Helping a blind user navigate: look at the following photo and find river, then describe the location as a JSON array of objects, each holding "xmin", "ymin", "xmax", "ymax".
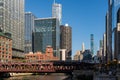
[{"xmin": 1, "ymin": 73, "xmax": 71, "ymax": 80}]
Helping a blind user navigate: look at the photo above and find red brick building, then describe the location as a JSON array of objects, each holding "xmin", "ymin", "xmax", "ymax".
[
  {"xmin": 25, "ymin": 46, "xmax": 59, "ymax": 62},
  {"xmin": 0, "ymin": 32, "xmax": 12, "ymax": 62}
]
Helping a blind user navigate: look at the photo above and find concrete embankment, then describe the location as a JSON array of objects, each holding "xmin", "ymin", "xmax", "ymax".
[{"xmin": 10, "ymin": 73, "xmax": 33, "ymax": 77}]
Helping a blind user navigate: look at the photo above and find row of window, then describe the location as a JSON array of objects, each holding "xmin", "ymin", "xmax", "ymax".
[{"xmin": 0, "ymin": 55, "xmax": 11, "ymax": 59}]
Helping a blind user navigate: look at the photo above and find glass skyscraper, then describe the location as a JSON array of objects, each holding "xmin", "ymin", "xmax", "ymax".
[
  {"xmin": 106, "ymin": 0, "xmax": 120, "ymax": 61},
  {"xmin": 52, "ymin": 2, "xmax": 62, "ymax": 24},
  {"xmin": 25, "ymin": 12, "xmax": 36, "ymax": 53},
  {"xmin": 33, "ymin": 18, "xmax": 60, "ymax": 59},
  {"xmin": 0, "ymin": 0, "xmax": 24, "ymax": 57}
]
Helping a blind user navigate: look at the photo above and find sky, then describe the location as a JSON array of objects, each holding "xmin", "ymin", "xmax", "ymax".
[{"xmin": 25, "ymin": 0, "xmax": 108, "ymax": 57}]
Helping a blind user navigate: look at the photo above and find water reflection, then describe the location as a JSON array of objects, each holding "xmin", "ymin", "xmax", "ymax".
[{"xmin": 2, "ymin": 73, "xmax": 70, "ymax": 80}]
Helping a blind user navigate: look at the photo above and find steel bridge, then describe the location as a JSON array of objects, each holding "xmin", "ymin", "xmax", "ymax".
[{"xmin": 0, "ymin": 61, "xmax": 96, "ymax": 73}]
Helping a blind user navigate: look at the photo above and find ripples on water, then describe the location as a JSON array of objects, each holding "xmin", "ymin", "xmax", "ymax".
[{"xmin": 1, "ymin": 73, "xmax": 71, "ymax": 80}]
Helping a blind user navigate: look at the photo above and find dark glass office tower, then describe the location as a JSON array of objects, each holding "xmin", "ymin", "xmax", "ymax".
[
  {"xmin": 106, "ymin": 0, "xmax": 120, "ymax": 62},
  {"xmin": 0, "ymin": 0, "xmax": 24, "ymax": 57},
  {"xmin": 25, "ymin": 12, "xmax": 36, "ymax": 53},
  {"xmin": 114, "ymin": 8, "xmax": 120, "ymax": 61},
  {"xmin": 33, "ymin": 18, "xmax": 60, "ymax": 59}
]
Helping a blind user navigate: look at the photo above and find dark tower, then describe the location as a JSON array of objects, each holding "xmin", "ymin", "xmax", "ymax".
[
  {"xmin": 60, "ymin": 24, "xmax": 72, "ymax": 60},
  {"xmin": 114, "ymin": 8, "xmax": 120, "ymax": 60},
  {"xmin": 117, "ymin": 8, "xmax": 120, "ymax": 23}
]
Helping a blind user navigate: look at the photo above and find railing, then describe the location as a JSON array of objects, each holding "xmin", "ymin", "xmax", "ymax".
[{"xmin": 0, "ymin": 61, "xmax": 96, "ymax": 73}]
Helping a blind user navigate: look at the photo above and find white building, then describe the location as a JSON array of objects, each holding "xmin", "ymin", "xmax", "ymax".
[{"xmin": 52, "ymin": 1, "xmax": 62, "ymax": 24}]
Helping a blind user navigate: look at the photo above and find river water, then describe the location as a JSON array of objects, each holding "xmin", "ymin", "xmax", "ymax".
[{"xmin": 1, "ymin": 73, "xmax": 71, "ymax": 80}]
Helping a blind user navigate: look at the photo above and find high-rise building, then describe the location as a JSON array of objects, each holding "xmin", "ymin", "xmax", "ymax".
[
  {"xmin": 52, "ymin": 1, "xmax": 62, "ymax": 24},
  {"xmin": 100, "ymin": 40, "xmax": 103, "ymax": 49},
  {"xmin": 73, "ymin": 51, "xmax": 80, "ymax": 60},
  {"xmin": 117, "ymin": 8, "xmax": 120, "ymax": 23},
  {"xmin": 33, "ymin": 18, "xmax": 60, "ymax": 59},
  {"xmin": 99, "ymin": 40, "xmax": 103, "ymax": 62},
  {"xmin": 82, "ymin": 42, "xmax": 85, "ymax": 53},
  {"xmin": 105, "ymin": 12, "xmax": 109, "ymax": 63},
  {"xmin": 106, "ymin": 0, "xmax": 113, "ymax": 62},
  {"xmin": 106, "ymin": 0, "xmax": 120, "ymax": 62},
  {"xmin": 25, "ymin": 12, "xmax": 36, "ymax": 53},
  {"xmin": 90, "ymin": 34, "xmax": 94, "ymax": 56},
  {"xmin": 0, "ymin": 0, "xmax": 24, "ymax": 57},
  {"xmin": 114, "ymin": 23, "xmax": 120, "ymax": 61},
  {"xmin": 103, "ymin": 33, "xmax": 106, "ymax": 63},
  {"xmin": 60, "ymin": 24, "xmax": 72, "ymax": 60},
  {"xmin": 114, "ymin": 8, "xmax": 120, "ymax": 61}
]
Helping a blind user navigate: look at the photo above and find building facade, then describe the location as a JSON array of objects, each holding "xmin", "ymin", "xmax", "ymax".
[
  {"xmin": 25, "ymin": 12, "xmax": 36, "ymax": 53},
  {"xmin": 82, "ymin": 42, "xmax": 85, "ymax": 53},
  {"xmin": 106, "ymin": 0, "xmax": 120, "ymax": 62},
  {"xmin": 0, "ymin": 0, "xmax": 24, "ymax": 57},
  {"xmin": 90, "ymin": 34, "xmax": 94, "ymax": 56},
  {"xmin": 114, "ymin": 8, "xmax": 120, "ymax": 61},
  {"xmin": 73, "ymin": 51, "xmax": 82, "ymax": 60},
  {"xmin": 60, "ymin": 24, "xmax": 72, "ymax": 60},
  {"xmin": 82, "ymin": 49, "xmax": 92, "ymax": 62},
  {"xmin": 0, "ymin": 31, "xmax": 12, "ymax": 62},
  {"xmin": 52, "ymin": 2, "xmax": 62, "ymax": 24},
  {"xmin": 103, "ymin": 33, "xmax": 106, "ymax": 63},
  {"xmin": 25, "ymin": 46, "xmax": 59, "ymax": 62},
  {"xmin": 33, "ymin": 18, "xmax": 60, "ymax": 59},
  {"xmin": 114, "ymin": 24, "xmax": 120, "ymax": 61}
]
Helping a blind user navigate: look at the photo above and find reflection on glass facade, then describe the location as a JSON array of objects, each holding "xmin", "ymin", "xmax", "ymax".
[
  {"xmin": 107, "ymin": 0, "xmax": 120, "ymax": 61},
  {"xmin": 33, "ymin": 18, "xmax": 60, "ymax": 59},
  {"xmin": 25, "ymin": 12, "xmax": 36, "ymax": 53},
  {"xmin": 52, "ymin": 2, "xmax": 62, "ymax": 24},
  {"xmin": 0, "ymin": 0, "xmax": 24, "ymax": 56}
]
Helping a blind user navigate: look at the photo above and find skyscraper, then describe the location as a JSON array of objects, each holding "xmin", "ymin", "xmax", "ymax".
[
  {"xmin": 106, "ymin": 0, "xmax": 112, "ymax": 62},
  {"xmin": 52, "ymin": 1, "xmax": 62, "ymax": 24},
  {"xmin": 99, "ymin": 40, "xmax": 103, "ymax": 61},
  {"xmin": 90, "ymin": 34, "xmax": 94, "ymax": 56},
  {"xmin": 33, "ymin": 18, "xmax": 60, "ymax": 59},
  {"xmin": 0, "ymin": 0, "xmax": 24, "ymax": 57},
  {"xmin": 60, "ymin": 24, "xmax": 72, "ymax": 60},
  {"xmin": 106, "ymin": 0, "xmax": 120, "ymax": 62},
  {"xmin": 25, "ymin": 12, "xmax": 36, "ymax": 53},
  {"xmin": 103, "ymin": 33, "xmax": 106, "ymax": 63},
  {"xmin": 114, "ymin": 8, "xmax": 120, "ymax": 61},
  {"xmin": 82, "ymin": 42, "xmax": 85, "ymax": 53}
]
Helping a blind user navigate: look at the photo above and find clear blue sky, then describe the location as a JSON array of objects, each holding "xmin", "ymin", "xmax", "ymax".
[{"xmin": 25, "ymin": 0, "xmax": 108, "ymax": 56}]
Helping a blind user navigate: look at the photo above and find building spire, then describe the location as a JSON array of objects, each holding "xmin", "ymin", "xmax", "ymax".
[{"xmin": 82, "ymin": 42, "xmax": 85, "ymax": 52}]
